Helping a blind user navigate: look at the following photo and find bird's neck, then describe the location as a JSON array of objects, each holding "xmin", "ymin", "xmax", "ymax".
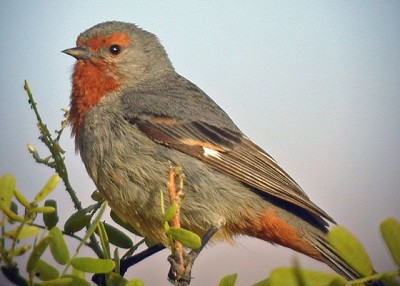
[{"xmin": 69, "ymin": 60, "xmax": 120, "ymax": 147}]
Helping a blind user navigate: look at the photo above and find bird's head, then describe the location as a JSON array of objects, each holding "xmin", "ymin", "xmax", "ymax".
[{"xmin": 63, "ymin": 21, "xmax": 173, "ymax": 140}]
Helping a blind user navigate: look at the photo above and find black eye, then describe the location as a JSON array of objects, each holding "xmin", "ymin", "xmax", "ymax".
[{"xmin": 109, "ymin": 44, "xmax": 121, "ymax": 55}]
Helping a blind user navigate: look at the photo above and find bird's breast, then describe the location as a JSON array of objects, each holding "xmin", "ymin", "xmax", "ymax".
[{"xmin": 69, "ymin": 60, "xmax": 121, "ymax": 145}]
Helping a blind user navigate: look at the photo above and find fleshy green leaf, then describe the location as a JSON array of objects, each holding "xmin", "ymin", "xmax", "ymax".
[
  {"xmin": 49, "ymin": 226, "xmax": 70, "ymax": 265},
  {"xmin": 268, "ymin": 268, "xmax": 347, "ymax": 286},
  {"xmin": 102, "ymin": 222, "xmax": 133, "ymax": 249},
  {"xmin": 61, "ymin": 275, "xmax": 90, "ymax": 286},
  {"xmin": 106, "ymin": 272, "xmax": 128, "ymax": 286},
  {"xmin": 10, "ymin": 245, "xmax": 31, "ymax": 257},
  {"xmin": 380, "ymin": 272, "xmax": 400, "ymax": 286},
  {"xmin": 163, "ymin": 203, "xmax": 178, "ymax": 223},
  {"xmin": 64, "ymin": 209, "xmax": 91, "ymax": 233},
  {"xmin": 14, "ymin": 189, "xmax": 30, "ymax": 209},
  {"xmin": 71, "ymin": 268, "xmax": 86, "ymax": 280},
  {"xmin": 39, "ymin": 277, "xmax": 73, "ymax": 286},
  {"xmin": 167, "ymin": 227, "xmax": 201, "ymax": 249},
  {"xmin": 44, "ymin": 200, "xmax": 59, "ymax": 229},
  {"xmin": 0, "ymin": 173, "xmax": 15, "ymax": 209},
  {"xmin": 251, "ymin": 278, "xmax": 270, "ymax": 286},
  {"xmin": 328, "ymin": 277, "xmax": 350, "ymax": 286},
  {"xmin": 5, "ymin": 225, "xmax": 39, "ymax": 240},
  {"xmin": 71, "ymin": 257, "xmax": 115, "ymax": 273},
  {"xmin": 31, "ymin": 206, "xmax": 56, "ymax": 213},
  {"xmin": 218, "ymin": 273, "xmax": 238, "ymax": 286},
  {"xmin": 34, "ymin": 174, "xmax": 60, "ymax": 203},
  {"xmin": 110, "ymin": 210, "xmax": 142, "ymax": 236},
  {"xmin": 380, "ymin": 217, "xmax": 400, "ymax": 267},
  {"xmin": 91, "ymin": 190, "xmax": 103, "ymax": 202},
  {"xmin": 27, "ymin": 235, "xmax": 52, "ymax": 272},
  {"xmin": 326, "ymin": 225, "xmax": 373, "ymax": 276},
  {"xmin": 126, "ymin": 279, "xmax": 145, "ymax": 286},
  {"xmin": 2, "ymin": 206, "xmax": 24, "ymax": 222},
  {"xmin": 33, "ymin": 259, "xmax": 60, "ymax": 281},
  {"xmin": 96, "ymin": 222, "xmax": 111, "ymax": 259}
]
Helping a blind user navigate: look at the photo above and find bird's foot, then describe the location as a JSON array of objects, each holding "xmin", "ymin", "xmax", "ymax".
[
  {"xmin": 167, "ymin": 226, "xmax": 219, "ymax": 285},
  {"xmin": 167, "ymin": 250, "xmax": 199, "ymax": 286}
]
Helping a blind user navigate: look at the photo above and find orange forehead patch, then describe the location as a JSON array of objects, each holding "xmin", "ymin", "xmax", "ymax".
[{"xmin": 77, "ymin": 32, "xmax": 131, "ymax": 51}]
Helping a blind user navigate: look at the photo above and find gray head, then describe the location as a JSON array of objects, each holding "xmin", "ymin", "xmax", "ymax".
[{"xmin": 63, "ymin": 21, "xmax": 175, "ymax": 88}]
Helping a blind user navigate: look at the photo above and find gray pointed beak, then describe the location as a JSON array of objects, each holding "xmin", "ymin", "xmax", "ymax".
[{"xmin": 62, "ymin": 46, "xmax": 91, "ymax": 60}]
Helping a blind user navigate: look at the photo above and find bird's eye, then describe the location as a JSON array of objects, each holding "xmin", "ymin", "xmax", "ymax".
[{"xmin": 109, "ymin": 44, "xmax": 121, "ymax": 55}]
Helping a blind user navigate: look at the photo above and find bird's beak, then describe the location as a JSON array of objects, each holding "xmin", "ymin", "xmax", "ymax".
[{"xmin": 62, "ymin": 46, "xmax": 91, "ymax": 60}]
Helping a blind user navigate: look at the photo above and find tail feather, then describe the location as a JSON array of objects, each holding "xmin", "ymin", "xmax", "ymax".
[
  {"xmin": 307, "ymin": 233, "xmax": 384, "ymax": 286},
  {"xmin": 313, "ymin": 234, "xmax": 360, "ymax": 280}
]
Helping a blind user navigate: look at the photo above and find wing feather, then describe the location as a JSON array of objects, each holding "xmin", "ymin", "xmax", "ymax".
[{"xmin": 129, "ymin": 117, "xmax": 334, "ymax": 223}]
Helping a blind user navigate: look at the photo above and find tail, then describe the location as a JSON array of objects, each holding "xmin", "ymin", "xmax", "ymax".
[
  {"xmin": 247, "ymin": 205, "xmax": 383, "ymax": 285},
  {"xmin": 307, "ymin": 232, "xmax": 362, "ymax": 279},
  {"xmin": 304, "ymin": 230, "xmax": 384, "ymax": 286}
]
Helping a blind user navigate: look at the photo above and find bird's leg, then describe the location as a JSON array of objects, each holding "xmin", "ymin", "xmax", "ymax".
[{"xmin": 168, "ymin": 226, "xmax": 219, "ymax": 285}]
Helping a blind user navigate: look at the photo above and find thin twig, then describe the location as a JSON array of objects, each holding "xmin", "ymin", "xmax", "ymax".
[{"xmin": 168, "ymin": 166, "xmax": 185, "ymax": 281}]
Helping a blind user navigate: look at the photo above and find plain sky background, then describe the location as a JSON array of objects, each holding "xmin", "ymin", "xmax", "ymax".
[{"xmin": 1, "ymin": 1, "xmax": 399, "ymax": 285}]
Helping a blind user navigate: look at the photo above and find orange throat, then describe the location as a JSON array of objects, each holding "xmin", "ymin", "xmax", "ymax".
[{"xmin": 69, "ymin": 59, "xmax": 120, "ymax": 146}]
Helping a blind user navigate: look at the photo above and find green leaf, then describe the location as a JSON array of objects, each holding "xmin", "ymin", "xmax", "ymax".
[
  {"xmin": 110, "ymin": 210, "xmax": 142, "ymax": 237},
  {"xmin": 71, "ymin": 257, "xmax": 115, "ymax": 273},
  {"xmin": 167, "ymin": 227, "xmax": 201, "ymax": 249},
  {"xmin": 71, "ymin": 268, "xmax": 86, "ymax": 280},
  {"xmin": 33, "ymin": 259, "xmax": 60, "ymax": 281},
  {"xmin": 251, "ymin": 278, "xmax": 270, "ymax": 286},
  {"xmin": 96, "ymin": 221, "xmax": 111, "ymax": 259},
  {"xmin": 218, "ymin": 273, "xmax": 238, "ymax": 286},
  {"xmin": 2, "ymin": 206, "xmax": 24, "ymax": 222},
  {"xmin": 105, "ymin": 272, "xmax": 128, "ymax": 286},
  {"xmin": 328, "ymin": 277, "xmax": 349, "ymax": 286},
  {"xmin": 14, "ymin": 189, "xmax": 30, "ymax": 209},
  {"xmin": 326, "ymin": 225, "xmax": 374, "ymax": 277},
  {"xmin": 61, "ymin": 275, "xmax": 90, "ymax": 286},
  {"xmin": 39, "ymin": 277, "xmax": 73, "ymax": 286},
  {"xmin": 64, "ymin": 209, "xmax": 91, "ymax": 233},
  {"xmin": 10, "ymin": 245, "xmax": 31, "ymax": 257},
  {"xmin": 101, "ymin": 222, "xmax": 133, "ymax": 249},
  {"xmin": 44, "ymin": 200, "xmax": 59, "ymax": 229},
  {"xmin": 380, "ymin": 217, "xmax": 400, "ymax": 267},
  {"xmin": 31, "ymin": 206, "xmax": 56, "ymax": 213},
  {"xmin": 5, "ymin": 225, "xmax": 39, "ymax": 239},
  {"xmin": 49, "ymin": 226, "xmax": 70, "ymax": 265},
  {"xmin": 380, "ymin": 272, "xmax": 400, "ymax": 286},
  {"xmin": 268, "ymin": 268, "xmax": 347, "ymax": 286},
  {"xmin": 0, "ymin": 173, "xmax": 15, "ymax": 209},
  {"xmin": 34, "ymin": 174, "xmax": 60, "ymax": 203},
  {"xmin": 163, "ymin": 203, "xmax": 178, "ymax": 223},
  {"xmin": 91, "ymin": 190, "xmax": 103, "ymax": 202},
  {"xmin": 114, "ymin": 247, "xmax": 120, "ymax": 275},
  {"xmin": 27, "ymin": 235, "xmax": 52, "ymax": 272},
  {"xmin": 126, "ymin": 279, "xmax": 145, "ymax": 286}
]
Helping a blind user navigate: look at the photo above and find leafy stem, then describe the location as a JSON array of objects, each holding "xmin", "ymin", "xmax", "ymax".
[{"xmin": 24, "ymin": 80, "xmax": 103, "ymax": 259}]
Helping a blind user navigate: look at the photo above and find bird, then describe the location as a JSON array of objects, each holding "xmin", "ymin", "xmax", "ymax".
[{"xmin": 63, "ymin": 21, "xmax": 366, "ymax": 284}]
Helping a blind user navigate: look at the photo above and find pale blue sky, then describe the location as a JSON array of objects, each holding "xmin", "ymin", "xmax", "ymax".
[{"xmin": 1, "ymin": 1, "xmax": 399, "ymax": 285}]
